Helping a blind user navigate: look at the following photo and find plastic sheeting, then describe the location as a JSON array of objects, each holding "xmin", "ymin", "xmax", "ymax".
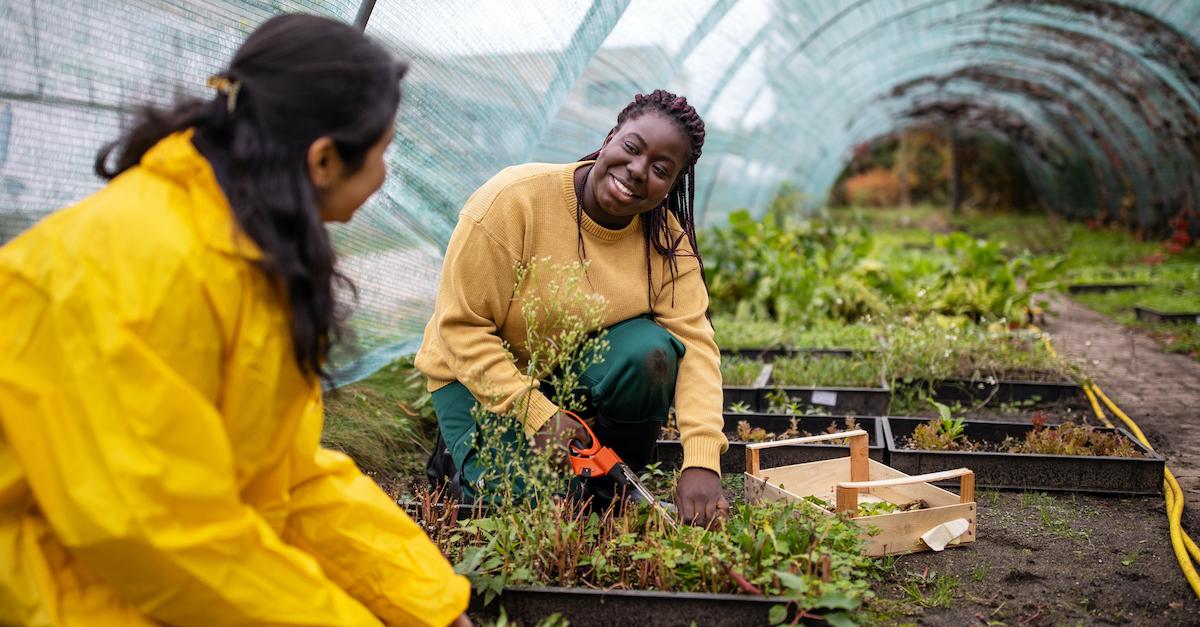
[{"xmin": 2, "ymin": 1, "xmax": 1198, "ymax": 382}]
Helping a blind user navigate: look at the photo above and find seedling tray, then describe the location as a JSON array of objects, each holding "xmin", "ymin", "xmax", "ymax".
[
  {"xmin": 745, "ymin": 430, "xmax": 976, "ymax": 557},
  {"xmin": 723, "ymin": 385, "xmax": 891, "ymax": 415},
  {"xmin": 469, "ymin": 586, "xmax": 805, "ymax": 626},
  {"xmin": 883, "ymin": 417, "xmax": 1164, "ymax": 494},
  {"xmin": 719, "ymin": 346, "xmax": 871, "ymax": 362},
  {"xmin": 1134, "ymin": 306, "xmax": 1200, "ymax": 325},
  {"xmin": 655, "ymin": 413, "xmax": 886, "ymax": 473},
  {"xmin": 927, "ymin": 378, "xmax": 1084, "ymax": 405},
  {"xmin": 1066, "ymin": 282, "xmax": 1148, "ymax": 294}
]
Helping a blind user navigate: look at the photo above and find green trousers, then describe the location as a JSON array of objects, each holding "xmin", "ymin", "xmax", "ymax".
[{"xmin": 427, "ymin": 316, "xmax": 684, "ymax": 501}]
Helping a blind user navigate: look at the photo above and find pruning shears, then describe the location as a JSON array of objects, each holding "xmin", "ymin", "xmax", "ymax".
[{"xmin": 560, "ymin": 410, "xmax": 676, "ymax": 521}]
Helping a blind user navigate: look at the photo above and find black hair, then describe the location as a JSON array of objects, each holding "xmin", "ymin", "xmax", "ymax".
[
  {"xmin": 95, "ymin": 14, "xmax": 408, "ymax": 382},
  {"xmin": 580, "ymin": 89, "xmax": 708, "ymax": 312}
]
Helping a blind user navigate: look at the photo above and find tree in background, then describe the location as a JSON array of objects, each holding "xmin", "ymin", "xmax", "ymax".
[{"xmin": 830, "ymin": 127, "xmax": 1037, "ymax": 211}]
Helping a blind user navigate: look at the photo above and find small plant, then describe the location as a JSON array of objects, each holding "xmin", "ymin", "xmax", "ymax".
[
  {"xmin": 900, "ymin": 570, "xmax": 958, "ymax": 609},
  {"xmin": 726, "ymin": 401, "xmax": 753, "ymax": 414},
  {"xmin": 907, "ymin": 401, "xmax": 971, "ymax": 451},
  {"xmin": 972, "ymin": 563, "xmax": 990, "ymax": 582}
]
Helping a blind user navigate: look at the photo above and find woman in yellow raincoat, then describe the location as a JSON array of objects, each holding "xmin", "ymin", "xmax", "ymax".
[{"xmin": 0, "ymin": 14, "xmax": 470, "ymax": 626}]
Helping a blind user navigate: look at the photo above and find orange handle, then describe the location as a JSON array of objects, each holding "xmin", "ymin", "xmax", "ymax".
[{"xmin": 561, "ymin": 410, "xmax": 624, "ymax": 479}]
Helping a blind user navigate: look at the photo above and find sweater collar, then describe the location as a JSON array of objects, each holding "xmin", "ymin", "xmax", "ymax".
[
  {"xmin": 562, "ymin": 161, "xmax": 642, "ymax": 242},
  {"xmin": 139, "ymin": 129, "xmax": 263, "ymax": 260}
]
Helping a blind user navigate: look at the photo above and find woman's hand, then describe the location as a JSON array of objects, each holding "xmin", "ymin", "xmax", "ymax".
[
  {"xmin": 448, "ymin": 613, "xmax": 473, "ymax": 627},
  {"xmin": 675, "ymin": 467, "xmax": 730, "ymax": 527},
  {"xmin": 530, "ymin": 411, "xmax": 591, "ymax": 468}
]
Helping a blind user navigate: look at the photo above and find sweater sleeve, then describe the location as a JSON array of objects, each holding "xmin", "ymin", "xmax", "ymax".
[
  {"xmin": 431, "ymin": 210, "xmax": 559, "ymax": 436},
  {"xmin": 653, "ymin": 233, "xmax": 728, "ymax": 474}
]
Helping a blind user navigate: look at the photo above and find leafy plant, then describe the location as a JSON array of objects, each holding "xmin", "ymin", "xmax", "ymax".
[
  {"xmin": 1004, "ymin": 419, "xmax": 1141, "ymax": 458},
  {"xmin": 907, "ymin": 402, "xmax": 970, "ymax": 451},
  {"xmin": 726, "ymin": 401, "xmax": 753, "ymax": 414},
  {"xmin": 424, "ymin": 496, "xmax": 877, "ymax": 624}
]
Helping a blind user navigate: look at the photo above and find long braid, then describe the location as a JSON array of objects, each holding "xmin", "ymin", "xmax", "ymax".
[{"xmin": 578, "ymin": 89, "xmax": 708, "ymax": 313}]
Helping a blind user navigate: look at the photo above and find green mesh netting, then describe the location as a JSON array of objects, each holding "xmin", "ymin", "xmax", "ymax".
[{"xmin": 3, "ymin": 1, "xmax": 1199, "ymax": 383}]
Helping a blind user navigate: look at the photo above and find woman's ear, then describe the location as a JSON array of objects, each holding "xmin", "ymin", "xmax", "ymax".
[{"xmin": 307, "ymin": 136, "xmax": 343, "ymax": 189}]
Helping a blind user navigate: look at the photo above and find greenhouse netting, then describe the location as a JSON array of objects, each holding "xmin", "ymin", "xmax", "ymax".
[{"xmin": 3, "ymin": 0, "xmax": 1198, "ymax": 382}]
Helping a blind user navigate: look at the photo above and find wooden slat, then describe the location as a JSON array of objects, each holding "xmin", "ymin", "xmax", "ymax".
[
  {"xmin": 862, "ymin": 460, "xmax": 960, "ymax": 508},
  {"xmin": 746, "ymin": 446, "xmax": 760, "ymax": 476},
  {"xmin": 838, "ymin": 467, "xmax": 972, "ymax": 489},
  {"xmin": 857, "ymin": 502, "xmax": 977, "ymax": 557},
  {"xmin": 835, "ymin": 486, "xmax": 858, "ymax": 515},
  {"xmin": 849, "ymin": 432, "xmax": 868, "ymax": 482},
  {"xmin": 960, "ymin": 471, "xmax": 975, "ymax": 504},
  {"xmin": 759, "ymin": 458, "xmax": 848, "ymax": 497},
  {"xmin": 745, "ymin": 429, "xmax": 869, "ymax": 451}
]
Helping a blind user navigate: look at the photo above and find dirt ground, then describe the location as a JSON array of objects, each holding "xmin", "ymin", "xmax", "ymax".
[{"xmin": 869, "ymin": 295, "xmax": 1200, "ymax": 625}]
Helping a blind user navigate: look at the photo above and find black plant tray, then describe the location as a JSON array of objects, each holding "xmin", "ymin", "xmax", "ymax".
[
  {"xmin": 1066, "ymin": 282, "xmax": 1148, "ymax": 294},
  {"xmin": 469, "ymin": 586, "xmax": 815, "ymax": 626},
  {"xmin": 723, "ymin": 385, "xmax": 890, "ymax": 415},
  {"xmin": 399, "ymin": 501, "xmax": 485, "ymax": 521},
  {"xmin": 719, "ymin": 346, "xmax": 872, "ymax": 362},
  {"xmin": 655, "ymin": 413, "xmax": 887, "ymax": 473},
  {"xmin": 883, "ymin": 417, "xmax": 1164, "ymax": 494},
  {"xmin": 1134, "ymin": 306, "xmax": 1200, "ymax": 325},
  {"xmin": 923, "ymin": 378, "xmax": 1084, "ymax": 405}
]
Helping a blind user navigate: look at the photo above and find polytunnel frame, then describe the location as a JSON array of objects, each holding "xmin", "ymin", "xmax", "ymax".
[{"xmin": 685, "ymin": 0, "xmax": 1199, "ymax": 231}]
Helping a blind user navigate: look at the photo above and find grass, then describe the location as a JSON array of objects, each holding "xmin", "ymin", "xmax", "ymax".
[
  {"xmin": 712, "ymin": 315, "xmax": 884, "ymax": 350},
  {"xmin": 720, "ymin": 356, "xmax": 766, "ymax": 386},
  {"xmin": 1019, "ymin": 492, "xmax": 1090, "ymax": 541},
  {"xmin": 1073, "ymin": 285, "xmax": 1200, "ymax": 360},
  {"xmin": 900, "ymin": 571, "xmax": 959, "ymax": 608},
  {"xmin": 770, "ymin": 354, "xmax": 884, "ymax": 387},
  {"xmin": 322, "ymin": 355, "xmax": 438, "ymax": 481}
]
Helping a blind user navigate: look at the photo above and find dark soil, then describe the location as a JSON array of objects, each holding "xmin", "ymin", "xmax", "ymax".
[{"xmin": 869, "ymin": 295, "xmax": 1200, "ymax": 624}]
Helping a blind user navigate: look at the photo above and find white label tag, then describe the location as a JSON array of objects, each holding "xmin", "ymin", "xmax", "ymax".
[{"xmin": 811, "ymin": 390, "xmax": 838, "ymax": 407}]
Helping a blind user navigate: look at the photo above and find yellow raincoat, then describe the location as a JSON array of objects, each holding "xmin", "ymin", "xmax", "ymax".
[{"xmin": 0, "ymin": 132, "xmax": 470, "ymax": 626}]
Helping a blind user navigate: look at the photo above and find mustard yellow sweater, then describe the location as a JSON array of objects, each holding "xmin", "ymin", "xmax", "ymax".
[{"xmin": 415, "ymin": 162, "xmax": 727, "ymax": 473}]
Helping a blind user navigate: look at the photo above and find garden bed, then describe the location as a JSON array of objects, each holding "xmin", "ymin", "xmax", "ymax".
[
  {"xmin": 722, "ymin": 385, "xmax": 891, "ymax": 415},
  {"xmin": 1066, "ymin": 282, "xmax": 1149, "ymax": 294},
  {"xmin": 1134, "ymin": 305, "xmax": 1200, "ymax": 325},
  {"xmin": 719, "ymin": 346, "xmax": 870, "ymax": 362},
  {"xmin": 655, "ymin": 413, "xmax": 886, "ymax": 473},
  {"xmin": 925, "ymin": 378, "xmax": 1085, "ymax": 406},
  {"xmin": 469, "ymin": 586, "xmax": 803, "ymax": 626},
  {"xmin": 883, "ymin": 417, "xmax": 1163, "ymax": 494}
]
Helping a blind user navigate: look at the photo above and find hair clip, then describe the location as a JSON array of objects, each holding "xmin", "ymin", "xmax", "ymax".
[{"xmin": 205, "ymin": 74, "xmax": 241, "ymax": 113}]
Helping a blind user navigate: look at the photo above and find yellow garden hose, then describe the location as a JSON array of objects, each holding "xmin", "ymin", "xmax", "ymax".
[{"xmin": 1033, "ymin": 327, "xmax": 1200, "ymax": 598}]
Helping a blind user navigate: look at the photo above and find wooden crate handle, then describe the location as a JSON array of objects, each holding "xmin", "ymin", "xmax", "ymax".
[
  {"xmin": 745, "ymin": 429, "xmax": 869, "ymax": 477},
  {"xmin": 835, "ymin": 468, "xmax": 975, "ymax": 516}
]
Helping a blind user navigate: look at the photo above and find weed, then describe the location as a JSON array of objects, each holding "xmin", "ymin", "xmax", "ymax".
[
  {"xmin": 1121, "ymin": 551, "xmax": 1139, "ymax": 567},
  {"xmin": 900, "ymin": 570, "xmax": 958, "ymax": 608},
  {"xmin": 972, "ymin": 563, "xmax": 990, "ymax": 582}
]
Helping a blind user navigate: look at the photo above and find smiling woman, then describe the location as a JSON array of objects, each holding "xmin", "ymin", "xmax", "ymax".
[{"xmin": 416, "ymin": 90, "xmax": 730, "ymax": 526}]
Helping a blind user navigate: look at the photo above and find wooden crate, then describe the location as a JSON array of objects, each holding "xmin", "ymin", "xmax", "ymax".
[{"xmin": 744, "ymin": 430, "xmax": 977, "ymax": 557}]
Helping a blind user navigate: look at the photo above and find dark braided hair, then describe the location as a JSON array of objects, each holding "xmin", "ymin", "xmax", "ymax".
[{"xmin": 579, "ymin": 89, "xmax": 707, "ymax": 312}]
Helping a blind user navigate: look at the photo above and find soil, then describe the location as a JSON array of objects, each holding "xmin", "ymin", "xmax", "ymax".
[{"xmin": 869, "ymin": 294, "xmax": 1200, "ymax": 625}]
